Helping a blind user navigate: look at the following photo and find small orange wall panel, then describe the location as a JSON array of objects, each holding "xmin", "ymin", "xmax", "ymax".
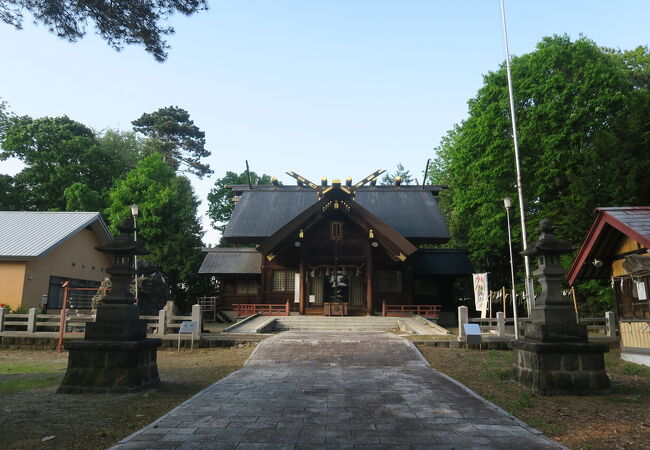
[
  {"xmin": 0, "ymin": 262, "xmax": 27, "ymax": 309},
  {"xmin": 612, "ymin": 236, "xmax": 649, "ymax": 277}
]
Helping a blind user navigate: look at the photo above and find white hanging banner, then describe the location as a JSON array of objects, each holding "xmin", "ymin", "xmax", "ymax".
[
  {"xmin": 636, "ymin": 281, "xmax": 647, "ymax": 301},
  {"xmin": 294, "ymin": 273, "xmax": 301, "ymax": 303},
  {"xmin": 473, "ymin": 273, "xmax": 489, "ymax": 314}
]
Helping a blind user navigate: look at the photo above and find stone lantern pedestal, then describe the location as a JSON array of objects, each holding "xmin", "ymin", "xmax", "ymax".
[
  {"xmin": 510, "ymin": 219, "xmax": 609, "ymax": 395},
  {"xmin": 58, "ymin": 219, "xmax": 161, "ymax": 393}
]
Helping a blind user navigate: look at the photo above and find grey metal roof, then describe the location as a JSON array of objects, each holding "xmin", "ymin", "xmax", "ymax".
[
  {"xmin": 411, "ymin": 249, "xmax": 474, "ymax": 276},
  {"xmin": 223, "ymin": 188, "xmax": 450, "ymax": 243},
  {"xmin": 0, "ymin": 211, "xmax": 111, "ymax": 260},
  {"xmin": 199, "ymin": 248, "xmax": 262, "ymax": 274}
]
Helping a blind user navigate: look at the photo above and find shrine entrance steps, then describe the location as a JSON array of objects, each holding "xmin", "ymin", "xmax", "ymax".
[{"xmin": 224, "ymin": 314, "xmax": 449, "ymax": 335}]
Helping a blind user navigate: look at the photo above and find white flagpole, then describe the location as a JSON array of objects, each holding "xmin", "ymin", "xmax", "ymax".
[{"xmin": 499, "ymin": 0, "xmax": 533, "ymax": 315}]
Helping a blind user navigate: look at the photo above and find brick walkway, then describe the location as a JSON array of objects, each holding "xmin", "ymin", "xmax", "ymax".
[{"xmin": 113, "ymin": 332, "xmax": 564, "ymax": 449}]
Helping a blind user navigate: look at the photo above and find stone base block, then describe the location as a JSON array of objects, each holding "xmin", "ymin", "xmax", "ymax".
[
  {"xmin": 85, "ymin": 320, "xmax": 147, "ymax": 340},
  {"xmin": 57, "ymin": 339, "xmax": 162, "ymax": 394},
  {"xmin": 85, "ymin": 304, "xmax": 147, "ymax": 340},
  {"xmin": 511, "ymin": 340, "xmax": 610, "ymax": 395},
  {"xmin": 523, "ymin": 322, "xmax": 588, "ymax": 343}
]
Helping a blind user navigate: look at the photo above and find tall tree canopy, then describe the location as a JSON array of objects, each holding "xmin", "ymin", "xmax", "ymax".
[
  {"xmin": 1, "ymin": 117, "xmax": 141, "ymax": 211},
  {"xmin": 0, "ymin": 98, "xmax": 11, "ymax": 142},
  {"xmin": 1, "ymin": 116, "xmax": 124, "ymax": 210},
  {"xmin": 431, "ymin": 35, "xmax": 650, "ymax": 300},
  {"xmin": 105, "ymin": 153, "xmax": 205, "ymax": 306},
  {"xmin": 132, "ymin": 106, "xmax": 212, "ymax": 178},
  {"xmin": 0, "ymin": 0, "xmax": 208, "ymax": 61},
  {"xmin": 207, "ymin": 170, "xmax": 272, "ymax": 233},
  {"xmin": 381, "ymin": 163, "xmax": 414, "ymax": 185}
]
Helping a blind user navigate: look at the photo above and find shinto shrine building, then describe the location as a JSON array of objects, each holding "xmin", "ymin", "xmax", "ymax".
[{"xmin": 199, "ymin": 171, "xmax": 473, "ymax": 320}]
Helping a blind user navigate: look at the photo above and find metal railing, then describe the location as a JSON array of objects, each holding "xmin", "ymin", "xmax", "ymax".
[
  {"xmin": 382, "ymin": 302, "xmax": 442, "ymax": 318},
  {"xmin": 233, "ymin": 302, "xmax": 291, "ymax": 317}
]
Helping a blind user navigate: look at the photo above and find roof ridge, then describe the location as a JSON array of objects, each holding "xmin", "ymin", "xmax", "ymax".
[
  {"xmin": 596, "ymin": 206, "xmax": 650, "ymax": 211},
  {"xmin": 0, "ymin": 211, "xmax": 100, "ymax": 214}
]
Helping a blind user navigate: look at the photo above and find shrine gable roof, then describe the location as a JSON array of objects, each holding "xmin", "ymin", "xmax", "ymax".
[
  {"xmin": 566, "ymin": 207, "xmax": 650, "ymax": 285},
  {"xmin": 222, "ymin": 185, "xmax": 450, "ymax": 244}
]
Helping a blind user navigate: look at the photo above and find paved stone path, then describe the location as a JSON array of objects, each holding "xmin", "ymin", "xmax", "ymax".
[{"xmin": 114, "ymin": 332, "xmax": 564, "ymax": 449}]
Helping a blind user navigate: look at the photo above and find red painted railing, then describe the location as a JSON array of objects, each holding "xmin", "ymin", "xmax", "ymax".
[
  {"xmin": 382, "ymin": 302, "xmax": 442, "ymax": 318},
  {"xmin": 233, "ymin": 302, "xmax": 290, "ymax": 317}
]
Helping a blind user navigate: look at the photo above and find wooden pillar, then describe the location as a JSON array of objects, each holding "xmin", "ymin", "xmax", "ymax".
[
  {"xmin": 260, "ymin": 263, "xmax": 267, "ymax": 304},
  {"xmin": 366, "ymin": 245, "xmax": 373, "ymax": 315},
  {"xmin": 299, "ymin": 260, "xmax": 306, "ymax": 315}
]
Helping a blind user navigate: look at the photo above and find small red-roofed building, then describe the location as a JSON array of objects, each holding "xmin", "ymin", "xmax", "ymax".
[{"xmin": 567, "ymin": 207, "xmax": 650, "ymax": 366}]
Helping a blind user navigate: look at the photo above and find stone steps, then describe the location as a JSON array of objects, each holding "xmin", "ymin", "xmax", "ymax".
[
  {"xmin": 274, "ymin": 316, "xmax": 403, "ymax": 332},
  {"xmin": 226, "ymin": 315, "xmax": 449, "ymax": 335}
]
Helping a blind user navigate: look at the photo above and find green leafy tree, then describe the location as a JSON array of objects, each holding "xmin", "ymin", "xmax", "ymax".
[
  {"xmin": 381, "ymin": 163, "xmax": 414, "ymax": 185},
  {"xmin": 97, "ymin": 129, "xmax": 143, "ymax": 170},
  {"xmin": 0, "ymin": 99, "xmax": 19, "ymax": 210},
  {"xmin": 0, "ymin": 0, "xmax": 208, "ymax": 62},
  {"xmin": 431, "ymin": 35, "xmax": 650, "ymax": 304},
  {"xmin": 132, "ymin": 106, "xmax": 212, "ymax": 179},
  {"xmin": 207, "ymin": 170, "xmax": 272, "ymax": 232},
  {"xmin": 64, "ymin": 182, "xmax": 105, "ymax": 211},
  {"xmin": 0, "ymin": 98, "xmax": 12, "ymax": 142},
  {"xmin": 0, "ymin": 174, "xmax": 22, "ymax": 210},
  {"xmin": 105, "ymin": 153, "xmax": 205, "ymax": 307},
  {"xmin": 1, "ymin": 116, "xmax": 140, "ymax": 211}
]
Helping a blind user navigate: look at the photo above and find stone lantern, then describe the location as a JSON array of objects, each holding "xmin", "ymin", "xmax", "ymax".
[
  {"xmin": 521, "ymin": 218, "xmax": 586, "ymax": 341},
  {"xmin": 510, "ymin": 219, "xmax": 610, "ymax": 395},
  {"xmin": 58, "ymin": 218, "xmax": 162, "ymax": 393}
]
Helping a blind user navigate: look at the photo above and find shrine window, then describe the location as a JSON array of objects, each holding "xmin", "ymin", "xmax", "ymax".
[
  {"xmin": 47, "ymin": 276, "xmax": 101, "ymax": 309},
  {"xmin": 330, "ymin": 221, "xmax": 343, "ymax": 240},
  {"xmin": 236, "ymin": 279, "xmax": 259, "ymax": 295},
  {"xmin": 615, "ymin": 276, "xmax": 650, "ymax": 319},
  {"xmin": 272, "ymin": 271, "xmax": 295, "ymax": 292},
  {"xmin": 309, "ymin": 276, "xmax": 324, "ymax": 304},
  {"xmin": 374, "ymin": 270, "xmax": 402, "ymax": 293}
]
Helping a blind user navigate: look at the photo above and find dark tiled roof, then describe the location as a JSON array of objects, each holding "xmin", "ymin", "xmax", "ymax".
[
  {"xmin": 198, "ymin": 248, "xmax": 261, "ymax": 274},
  {"xmin": 223, "ymin": 191, "xmax": 316, "ymax": 241},
  {"xmin": 600, "ymin": 207, "xmax": 650, "ymax": 246},
  {"xmin": 412, "ymin": 249, "xmax": 474, "ymax": 276},
  {"xmin": 355, "ymin": 190, "xmax": 449, "ymax": 241},
  {"xmin": 223, "ymin": 187, "xmax": 450, "ymax": 243}
]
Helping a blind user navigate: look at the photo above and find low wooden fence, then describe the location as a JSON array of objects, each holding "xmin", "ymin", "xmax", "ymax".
[
  {"xmin": 382, "ymin": 303, "xmax": 442, "ymax": 318},
  {"xmin": 458, "ymin": 306, "xmax": 617, "ymax": 340},
  {"xmin": 579, "ymin": 316, "xmax": 614, "ymax": 335},
  {"xmin": 0, "ymin": 304, "xmax": 202, "ymax": 339},
  {"xmin": 233, "ymin": 302, "xmax": 290, "ymax": 317},
  {"xmin": 197, "ymin": 296, "xmax": 219, "ymax": 321}
]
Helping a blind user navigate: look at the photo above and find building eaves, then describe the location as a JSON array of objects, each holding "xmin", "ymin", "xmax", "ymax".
[{"xmin": 0, "ymin": 211, "xmax": 112, "ymax": 260}]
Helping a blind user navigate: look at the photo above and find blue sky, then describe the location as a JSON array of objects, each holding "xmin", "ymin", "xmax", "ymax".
[{"xmin": 1, "ymin": 1, "xmax": 648, "ymax": 244}]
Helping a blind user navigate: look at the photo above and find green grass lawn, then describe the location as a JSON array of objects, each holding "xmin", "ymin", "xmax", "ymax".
[
  {"xmin": 0, "ymin": 360, "xmax": 66, "ymax": 394},
  {"xmin": 418, "ymin": 345, "xmax": 650, "ymax": 450}
]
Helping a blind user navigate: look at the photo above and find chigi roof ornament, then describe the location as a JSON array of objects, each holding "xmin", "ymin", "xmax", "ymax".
[{"xmin": 286, "ymin": 169, "xmax": 386, "ymax": 198}]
